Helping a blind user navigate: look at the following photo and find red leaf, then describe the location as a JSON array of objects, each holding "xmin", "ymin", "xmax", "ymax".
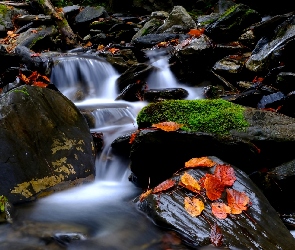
[
  {"xmin": 211, "ymin": 202, "xmax": 231, "ymax": 219},
  {"xmin": 226, "ymin": 189, "xmax": 250, "ymax": 214},
  {"xmin": 187, "ymin": 28, "xmax": 205, "ymax": 37},
  {"xmin": 153, "ymin": 179, "xmax": 176, "ymax": 194},
  {"xmin": 210, "ymin": 224, "xmax": 223, "ymax": 247},
  {"xmin": 152, "ymin": 121, "xmax": 183, "ymax": 132},
  {"xmin": 214, "ymin": 164, "xmax": 236, "ymax": 187},
  {"xmin": 185, "ymin": 156, "xmax": 216, "ymax": 168},
  {"xmin": 204, "ymin": 174, "xmax": 224, "ymax": 201}
]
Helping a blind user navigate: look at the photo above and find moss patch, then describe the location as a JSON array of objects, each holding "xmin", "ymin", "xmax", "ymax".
[{"xmin": 137, "ymin": 99, "xmax": 249, "ymax": 135}]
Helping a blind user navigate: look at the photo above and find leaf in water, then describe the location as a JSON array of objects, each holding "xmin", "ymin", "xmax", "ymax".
[
  {"xmin": 139, "ymin": 189, "xmax": 152, "ymax": 202},
  {"xmin": 210, "ymin": 223, "xmax": 223, "ymax": 247},
  {"xmin": 204, "ymin": 174, "xmax": 224, "ymax": 201},
  {"xmin": 179, "ymin": 172, "xmax": 201, "ymax": 193},
  {"xmin": 152, "ymin": 121, "xmax": 184, "ymax": 132},
  {"xmin": 184, "ymin": 197, "xmax": 204, "ymax": 217},
  {"xmin": 211, "ymin": 202, "xmax": 231, "ymax": 219},
  {"xmin": 214, "ymin": 164, "xmax": 236, "ymax": 187},
  {"xmin": 226, "ymin": 188, "xmax": 250, "ymax": 214},
  {"xmin": 185, "ymin": 156, "xmax": 216, "ymax": 168},
  {"xmin": 153, "ymin": 179, "xmax": 176, "ymax": 194}
]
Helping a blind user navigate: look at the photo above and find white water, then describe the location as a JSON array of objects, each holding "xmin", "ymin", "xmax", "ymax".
[{"xmin": 0, "ymin": 55, "xmax": 171, "ymax": 249}]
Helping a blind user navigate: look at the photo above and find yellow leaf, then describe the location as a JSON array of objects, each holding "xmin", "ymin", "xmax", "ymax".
[
  {"xmin": 152, "ymin": 121, "xmax": 183, "ymax": 132},
  {"xmin": 184, "ymin": 197, "xmax": 204, "ymax": 217},
  {"xmin": 185, "ymin": 157, "xmax": 216, "ymax": 168},
  {"xmin": 179, "ymin": 172, "xmax": 200, "ymax": 193}
]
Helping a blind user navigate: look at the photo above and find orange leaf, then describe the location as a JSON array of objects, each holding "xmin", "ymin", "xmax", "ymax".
[
  {"xmin": 129, "ymin": 130, "xmax": 139, "ymax": 144},
  {"xmin": 97, "ymin": 44, "xmax": 105, "ymax": 50},
  {"xmin": 187, "ymin": 28, "xmax": 205, "ymax": 37},
  {"xmin": 153, "ymin": 179, "xmax": 176, "ymax": 194},
  {"xmin": 157, "ymin": 41, "xmax": 169, "ymax": 47},
  {"xmin": 210, "ymin": 224, "xmax": 223, "ymax": 247},
  {"xmin": 7, "ymin": 30, "xmax": 14, "ymax": 36},
  {"xmin": 40, "ymin": 75, "xmax": 50, "ymax": 83},
  {"xmin": 179, "ymin": 172, "xmax": 201, "ymax": 193},
  {"xmin": 31, "ymin": 53, "xmax": 41, "ymax": 57},
  {"xmin": 28, "ymin": 71, "xmax": 39, "ymax": 82},
  {"xmin": 184, "ymin": 197, "xmax": 204, "ymax": 217},
  {"xmin": 152, "ymin": 121, "xmax": 183, "ymax": 132},
  {"xmin": 211, "ymin": 202, "xmax": 231, "ymax": 219},
  {"xmin": 108, "ymin": 48, "xmax": 120, "ymax": 54},
  {"xmin": 226, "ymin": 189, "xmax": 250, "ymax": 214},
  {"xmin": 204, "ymin": 174, "xmax": 224, "ymax": 201},
  {"xmin": 85, "ymin": 41, "xmax": 92, "ymax": 47},
  {"xmin": 32, "ymin": 81, "xmax": 48, "ymax": 88},
  {"xmin": 19, "ymin": 73, "xmax": 30, "ymax": 84},
  {"xmin": 214, "ymin": 164, "xmax": 236, "ymax": 187},
  {"xmin": 139, "ymin": 189, "xmax": 152, "ymax": 202},
  {"xmin": 185, "ymin": 157, "xmax": 216, "ymax": 168}
]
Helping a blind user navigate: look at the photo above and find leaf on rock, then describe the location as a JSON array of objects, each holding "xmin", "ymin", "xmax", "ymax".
[
  {"xmin": 129, "ymin": 130, "xmax": 139, "ymax": 144},
  {"xmin": 214, "ymin": 164, "xmax": 236, "ymax": 187},
  {"xmin": 187, "ymin": 28, "xmax": 205, "ymax": 37},
  {"xmin": 152, "ymin": 121, "xmax": 184, "ymax": 132},
  {"xmin": 210, "ymin": 224, "xmax": 223, "ymax": 247},
  {"xmin": 153, "ymin": 179, "xmax": 176, "ymax": 194},
  {"xmin": 139, "ymin": 189, "xmax": 152, "ymax": 202},
  {"xmin": 211, "ymin": 202, "xmax": 231, "ymax": 219},
  {"xmin": 32, "ymin": 81, "xmax": 48, "ymax": 88},
  {"xmin": 179, "ymin": 172, "xmax": 201, "ymax": 193},
  {"xmin": 184, "ymin": 197, "xmax": 204, "ymax": 217},
  {"xmin": 226, "ymin": 189, "xmax": 250, "ymax": 214},
  {"xmin": 185, "ymin": 156, "xmax": 216, "ymax": 168},
  {"xmin": 204, "ymin": 174, "xmax": 224, "ymax": 201}
]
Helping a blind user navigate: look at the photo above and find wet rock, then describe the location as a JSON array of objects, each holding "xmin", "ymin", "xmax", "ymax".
[
  {"xmin": 279, "ymin": 91, "xmax": 295, "ymax": 118},
  {"xmin": 129, "ymin": 129, "xmax": 259, "ymax": 188},
  {"xmin": 132, "ymin": 33, "xmax": 179, "ymax": 49},
  {"xmin": 15, "ymin": 26, "xmax": 57, "ymax": 51},
  {"xmin": 111, "ymin": 132, "xmax": 133, "ymax": 157},
  {"xmin": 0, "ymin": 86, "xmax": 95, "ymax": 204},
  {"xmin": 212, "ymin": 54, "xmax": 247, "ymax": 74},
  {"xmin": 116, "ymin": 80, "xmax": 147, "ymax": 102},
  {"xmin": 246, "ymin": 15, "xmax": 295, "ymax": 72},
  {"xmin": 274, "ymin": 72, "xmax": 295, "ymax": 94},
  {"xmin": 131, "ymin": 17, "xmax": 164, "ymax": 41},
  {"xmin": 257, "ymin": 91, "xmax": 285, "ymax": 109},
  {"xmin": 156, "ymin": 6, "xmax": 197, "ymax": 34},
  {"xmin": 116, "ymin": 63, "xmax": 153, "ymax": 91},
  {"xmin": 143, "ymin": 88, "xmax": 189, "ymax": 102},
  {"xmin": 205, "ymin": 4, "xmax": 261, "ymax": 43},
  {"xmin": 75, "ymin": 6, "xmax": 108, "ymax": 24},
  {"xmin": 54, "ymin": 232, "xmax": 86, "ymax": 246},
  {"xmin": 0, "ymin": 45, "xmax": 22, "ymax": 76},
  {"xmin": 136, "ymin": 156, "xmax": 295, "ymax": 249}
]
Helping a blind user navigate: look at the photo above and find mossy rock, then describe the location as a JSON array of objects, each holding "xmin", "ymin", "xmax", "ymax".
[
  {"xmin": 137, "ymin": 99, "xmax": 249, "ymax": 135},
  {"xmin": 0, "ymin": 86, "xmax": 95, "ymax": 204}
]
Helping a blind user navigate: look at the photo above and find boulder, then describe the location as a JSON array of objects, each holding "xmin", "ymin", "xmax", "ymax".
[
  {"xmin": 136, "ymin": 156, "xmax": 295, "ymax": 249},
  {"xmin": 0, "ymin": 85, "xmax": 95, "ymax": 204}
]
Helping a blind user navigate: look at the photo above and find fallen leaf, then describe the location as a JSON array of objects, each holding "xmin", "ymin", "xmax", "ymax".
[
  {"xmin": 139, "ymin": 189, "xmax": 152, "ymax": 202},
  {"xmin": 152, "ymin": 121, "xmax": 184, "ymax": 132},
  {"xmin": 31, "ymin": 53, "xmax": 41, "ymax": 57},
  {"xmin": 187, "ymin": 28, "xmax": 205, "ymax": 37},
  {"xmin": 226, "ymin": 189, "xmax": 250, "ymax": 214},
  {"xmin": 184, "ymin": 197, "xmax": 204, "ymax": 217},
  {"xmin": 129, "ymin": 130, "xmax": 139, "ymax": 144},
  {"xmin": 214, "ymin": 164, "xmax": 236, "ymax": 187},
  {"xmin": 85, "ymin": 41, "xmax": 92, "ymax": 47},
  {"xmin": 211, "ymin": 202, "xmax": 231, "ymax": 219},
  {"xmin": 179, "ymin": 172, "xmax": 201, "ymax": 193},
  {"xmin": 185, "ymin": 157, "xmax": 216, "ymax": 168},
  {"xmin": 97, "ymin": 44, "xmax": 105, "ymax": 50},
  {"xmin": 204, "ymin": 174, "xmax": 224, "ymax": 201},
  {"xmin": 157, "ymin": 41, "xmax": 169, "ymax": 47},
  {"xmin": 108, "ymin": 48, "xmax": 120, "ymax": 54},
  {"xmin": 32, "ymin": 81, "xmax": 48, "ymax": 88},
  {"xmin": 210, "ymin": 223, "xmax": 223, "ymax": 247},
  {"xmin": 19, "ymin": 73, "xmax": 30, "ymax": 84},
  {"xmin": 153, "ymin": 179, "xmax": 176, "ymax": 194}
]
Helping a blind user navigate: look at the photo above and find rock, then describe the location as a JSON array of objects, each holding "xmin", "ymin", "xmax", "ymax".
[
  {"xmin": 205, "ymin": 4, "xmax": 261, "ymax": 43},
  {"xmin": 156, "ymin": 6, "xmax": 197, "ymax": 34},
  {"xmin": 75, "ymin": 6, "xmax": 108, "ymax": 24},
  {"xmin": 274, "ymin": 72, "xmax": 295, "ymax": 94},
  {"xmin": 0, "ymin": 45, "xmax": 22, "ymax": 76},
  {"xmin": 131, "ymin": 18, "xmax": 164, "ymax": 41},
  {"xmin": 246, "ymin": 15, "xmax": 295, "ymax": 72},
  {"xmin": 0, "ymin": 85, "xmax": 95, "ymax": 204},
  {"xmin": 132, "ymin": 33, "xmax": 179, "ymax": 49},
  {"xmin": 136, "ymin": 156, "xmax": 295, "ymax": 249},
  {"xmin": 143, "ymin": 88, "xmax": 189, "ymax": 102}
]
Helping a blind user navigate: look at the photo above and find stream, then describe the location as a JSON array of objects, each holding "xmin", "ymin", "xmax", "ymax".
[{"xmin": 1, "ymin": 52, "xmax": 293, "ymax": 249}]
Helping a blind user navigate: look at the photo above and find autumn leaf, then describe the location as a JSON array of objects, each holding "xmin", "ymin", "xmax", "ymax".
[
  {"xmin": 129, "ymin": 130, "xmax": 139, "ymax": 144},
  {"xmin": 226, "ymin": 189, "xmax": 250, "ymax": 214},
  {"xmin": 214, "ymin": 164, "xmax": 236, "ymax": 187},
  {"xmin": 185, "ymin": 157, "xmax": 216, "ymax": 168},
  {"xmin": 210, "ymin": 224, "xmax": 223, "ymax": 247},
  {"xmin": 211, "ymin": 202, "xmax": 231, "ymax": 219},
  {"xmin": 32, "ymin": 81, "xmax": 48, "ymax": 88},
  {"xmin": 184, "ymin": 197, "xmax": 204, "ymax": 217},
  {"xmin": 28, "ymin": 71, "xmax": 39, "ymax": 81},
  {"xmin": 139, "ymin": 189, "xmax": 152, "ymax": 202},
  {"xmin": 179, "ymin": 172, "xmax": 201, "ymax": 193},
  {"xmin": 85, "ymin": 41, "xmax": 92, "ymax": 47},
  {"xmin": 19, "ymin": 73, "xmax": 30, "ymax": 85},
  {"xmin": 152, "ymin": 121, "xmax": 184, "ymax": 132},
  {"xmin": 204, "ymin": 174, "xmax": 224, "ymax": 201},
  {"xmin": 157, "ymin": 41, "xmax": 169, "ymax": 48},
  {"xmin": 97, "ymin": 44, "xmax": 105, "ymax": 50},
  {"xmin": 108, "ymin": 48, "xmax": 120, "ymax": 54},
  {"xmin": 153, "ymin": 179, "xmax": 176, "ymax": 194},
  {"xmin": 187, "ymin": 28, "xmax": 205, "ymax": 37},
  {"xmin": 31, "ymin": 53, "xmax": 41, "ymax": 57}
]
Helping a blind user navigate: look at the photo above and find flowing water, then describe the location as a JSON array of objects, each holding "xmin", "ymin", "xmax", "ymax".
[{"xmin": 0, "ymin": 54, "xmax": 205, "ymax": 249}]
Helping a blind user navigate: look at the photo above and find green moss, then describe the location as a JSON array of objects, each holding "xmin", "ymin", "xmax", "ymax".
[
  {"xmin": 137, "ymin": 99, "xmax": 249, "ymax": 135},
  {"xmin": 12, "ymin": 87, "xmax": 29, "ymax": 96},
  {"xmin": 0, "ymin": 4, "xmax": 8, "ymax": 16},
  {"xmin": 0, "ymin": 195, "xmax": 8, "ymax": 212}
]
